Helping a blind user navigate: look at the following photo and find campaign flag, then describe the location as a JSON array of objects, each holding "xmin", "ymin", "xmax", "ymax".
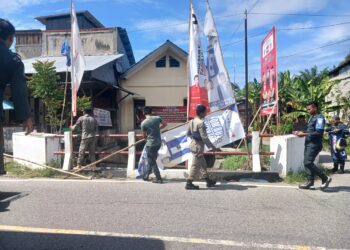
[
  {"xmin": 187, "ymin": 2, "xmax": 209, "ymax": 119},
  {"xmin": 61, "ymin": 39, "xmax": 71, "ymax": 67},
  {"xmin": 71, "ymin": 0, "xmax": 86, "ymax": 117},
  {"xmin": 137, "ymin": 107, "xmax": 245, "ymax": 177},
  {"xmin": 204, "ymin": 2, "xmax": 236, "ymax": 111},
  {"xmin": 260, "ymin": 27, "xmax": 278, "ymax": 116}
]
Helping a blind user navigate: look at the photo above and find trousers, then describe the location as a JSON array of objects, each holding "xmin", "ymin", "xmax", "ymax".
[
  {"xmin": 0, "ymin": 123, "xmax": 4, "ymax": 173},
  {"xmin": 304, "ymin": 144, "xmax": 326, "ymax": 182},
  {"xmin": 77, "ymin": 137, "xmax": 96, "ymax": 165},
  {"xmin": 146, "ymin": 145, "xmax": 161, "ymax": 179},
  {"xmin": 188, "ymin": 142, "xmax": 208, "ymax": 181}
]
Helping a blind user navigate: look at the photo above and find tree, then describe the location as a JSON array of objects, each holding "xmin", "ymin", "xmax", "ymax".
[{"xmin": 29, "ymin": 61, "xmax": 63, "ymax": 133}]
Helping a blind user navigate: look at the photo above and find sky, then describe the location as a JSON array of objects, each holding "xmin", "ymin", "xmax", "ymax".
[{"xmin": 1, "ymin": 0, "xmax": 350, "ymax": 88}]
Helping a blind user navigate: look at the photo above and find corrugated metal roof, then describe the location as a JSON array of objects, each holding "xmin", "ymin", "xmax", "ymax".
[{"xmin": 23, "ymin": 54, "xmax": 124, "ymax": 74}]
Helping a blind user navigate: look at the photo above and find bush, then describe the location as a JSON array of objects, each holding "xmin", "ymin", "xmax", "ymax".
[{"xmin": 222, "ymin": 155, "xmax": 248, "ymax": 170}]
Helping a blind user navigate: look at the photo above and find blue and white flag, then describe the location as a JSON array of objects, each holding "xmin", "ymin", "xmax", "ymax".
[
  {"xmin": 61, "ymin": 39, "xmax": 71, "ymax": 67},
  {"xmin": 137, "ymin": 106, "xmax": 245, "ymax": 176}
]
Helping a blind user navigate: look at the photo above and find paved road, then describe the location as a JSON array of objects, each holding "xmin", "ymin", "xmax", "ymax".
[{"xmin": 0, "ymin": 171, "xmax": 350, "ymax": 250}]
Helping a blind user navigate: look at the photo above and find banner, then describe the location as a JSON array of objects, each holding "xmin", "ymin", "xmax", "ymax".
[
  {"xmin": 93, "ymin": 108, "xmax": 112, "ymax": 127},
  {"xmin": 137, "ymin": 107, "xmax": 245, "ymax": 177},
  {"xmin": 187, "ymin": 3, "xmax": 209, "ymax": 118},
  {"xmin": 71, "ymin": 0, "xmax": 86, "ymax": 117},
  {"xmin": 204, "ymin": 3, "xmax": 236, "ymax": 111},
  {"xmin": 260, "ymin": 27, "xmax": 278, "ymax": 116}
]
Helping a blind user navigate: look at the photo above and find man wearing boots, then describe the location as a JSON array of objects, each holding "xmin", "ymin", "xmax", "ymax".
[
  {"xmin": 326, "ymin": 115, "xmax": 349, "ymax": 174},
  {"xmin": 295, "ymin": 102, "xmax": 332, "ymax": 190},
  {"xmin": 141, "ymin": 107, "xmax": 167, "ymax": 184},
  {"xmin": 185, "ymin": 105, "xmax": 217, "ymax": 190}
]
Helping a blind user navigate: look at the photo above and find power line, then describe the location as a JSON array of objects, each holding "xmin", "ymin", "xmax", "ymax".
[
  {"xmin": 278, "ymin": 21, "xmax": 350, "ymax": 31},
  {"xmin": 235, "ymin": 37, "xmax": 350, "ymax": 67},
  {"xmin": 249, "ymin": 12, "xmax": 350, "ymax": 17}
]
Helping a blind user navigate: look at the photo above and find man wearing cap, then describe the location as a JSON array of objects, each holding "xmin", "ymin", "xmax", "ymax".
[
  {"xmin": 0, "ymin": 19, "xmax": 33, "ymax": 175},
  {"xmin": 294, "ymin": 102, "xmax": 331, "ymax": 190},
  {"xmin": 326, "ymin": 115, "xmax": 349, "ymax": 174},
  {"xmin": 71, "ymin": 108, "xmax": 98, "ymax": 170}
]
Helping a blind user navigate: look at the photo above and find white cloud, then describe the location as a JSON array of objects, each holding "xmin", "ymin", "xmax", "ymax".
[
  {"xmin": 132, "ymin": 18, "xmax": 188, "ymax": 34},
  {"xmin": 279, "ymin": 20, "xmax": 314, "ymax": 36},
  {"xmin": 0, "ymin": 0, "xmax": 61, "ymax": 15}
]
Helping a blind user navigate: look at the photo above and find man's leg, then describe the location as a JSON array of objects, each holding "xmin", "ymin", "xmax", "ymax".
[
  {"xmin": 198, "ymin": 157, "xmax": 216, "ymax": 187},
  {"xmin": 88, "ymin": 138, "xmax": 96, "ymax": 170},
  {"xmin": 300, "ymin": 146, "xmax": 317, "ymax": 189},
  {"xmin": 150, "ymin": 145, "xmax": 162, "ymax": 182},
  {"xmin": 339, "ymin": 160, "xmax": 345, "ymax": 174},
  {"xmin": 332, "ymin": 161, "xmax": 339, "ymax": 173},
  {"xmin": 77, "ymin": 139, "xmax": 88, "ymax": 168},
  {"xmin": 0, "ymin": 123, "xmax": 5, "ymax": 175},
  {"xmin": 186, "ymin": 153, "xmax": 201, "ymax": 190}
]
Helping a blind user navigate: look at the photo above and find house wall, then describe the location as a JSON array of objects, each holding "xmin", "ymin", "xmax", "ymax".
[{"xmin": 119, "ymin": 51, "xmax": 187, "ymax": 133}]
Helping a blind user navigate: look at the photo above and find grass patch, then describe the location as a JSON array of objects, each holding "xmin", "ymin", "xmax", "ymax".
[
  {"xmin": 222, "ymin": 155, "xmax": 248, "ymax": 170},
  {"xmin": 5, "ymin": 162, "xmax": 59, "ymax": 178},
  {"xmin": 284, "ymin": 166, "xmax": 332, "ymax": 184}
]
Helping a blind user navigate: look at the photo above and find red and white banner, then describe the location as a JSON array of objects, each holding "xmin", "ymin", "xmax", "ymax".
[
  {"xmin": 260, "ymin": 27, "xmax": 278, "ymax": 116},
  {"xmin": 187, "ymin": 3, "xmax": 209, "ymax": 119},
  {"xmin": 71, "ymin": 0, "xmax": 86, "ymax": 117}
]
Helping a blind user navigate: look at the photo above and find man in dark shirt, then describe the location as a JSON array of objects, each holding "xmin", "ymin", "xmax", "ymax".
[
  {"xmin": 295, "ymin": 102, "xmax": 331, "ymax": 190},
  {"xmin": 293, "ymin": 115, "xmax": 307, "ymax": 133},
  {"xmin": 0, "ymin": 19, "xmax": 33, "ymax": 175},
  {"xmin": 141, "ymin": 106, "xmax": 167, "ymax": 183}
]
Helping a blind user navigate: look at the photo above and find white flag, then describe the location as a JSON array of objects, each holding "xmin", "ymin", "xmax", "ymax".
[
  {"xmin": 204, "ymin": 2, "xmax": 236, "ymax": 111},
  {"xmin": 71, "ymin": 0, "xmax": 86, "ymax": 117}
]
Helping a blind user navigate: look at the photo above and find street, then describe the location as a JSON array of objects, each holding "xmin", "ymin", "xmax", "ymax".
[{"xmin": 0, "ymin": 172, "xmax": 350, "ymax": 250}]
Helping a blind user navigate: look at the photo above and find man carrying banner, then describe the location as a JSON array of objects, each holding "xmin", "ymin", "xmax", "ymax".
[
  {"xmin": 186, "ymin": 105, "xmax": 217, "ymax": 190},
  {"xmin": 141, "ymin": 107, "xmax": 167, "ymax": 184}
]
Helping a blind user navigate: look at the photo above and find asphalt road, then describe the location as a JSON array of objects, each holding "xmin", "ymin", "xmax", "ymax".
[{"xmin": 0, "ymin": 172, "xmax": 350, "ymax": 250}]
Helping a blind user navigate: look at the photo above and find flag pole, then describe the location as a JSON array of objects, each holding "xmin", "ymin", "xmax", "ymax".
[
  {"xmin": 59, "ymin": 66, "xmax": 69, "ymax": 133},
  {"xmin": 70, "ymin": 0, "xmax": 74, "ymax": 126}
]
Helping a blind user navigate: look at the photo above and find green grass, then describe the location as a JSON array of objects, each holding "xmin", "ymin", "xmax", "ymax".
[
  {"xmin": 5, "ymin": 162, "xmax": 59, "ymax": 178},
  {"xmin": 222, "ymin": 155, "xmax": 248, "ymax": 170},
  {"xmin": 284, "ymin": 166, "xmax": 332, "ymax": 184}
]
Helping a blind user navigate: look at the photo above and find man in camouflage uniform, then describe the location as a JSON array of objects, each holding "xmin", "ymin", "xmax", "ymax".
[
  {"xmin": 71, "ymin": 108, "xmax": 98, "ymax": 170},
  {"xmin": 0, "ymin": 19, "xmax": 33, "ymax": 175},
  {"xmin": 185, "ymin": 105, "xmax": 217, "ymax": 190},
  {"xmin": 295, "ymin": 102, "xmax": 331, "ymax": 190}
]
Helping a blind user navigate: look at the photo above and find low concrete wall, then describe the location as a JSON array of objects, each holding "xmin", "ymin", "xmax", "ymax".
[
  {"xmin": 270, "ymin": 135, "xmax": 319, "ymax": 177},
  {"xmin": 3, "ymin": 127, "xmax": 23, "ymax": 153},
  {"xmin": 13, "ymin": 133, "xmax": 60, "ymax": 169}
]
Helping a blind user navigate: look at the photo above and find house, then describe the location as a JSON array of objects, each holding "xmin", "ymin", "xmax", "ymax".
[
  {"xmin": 12, "ymin": 11, "xmax": 135, "ymax": 131},
  {"xmin": 119, "ymin": 40, "xmax": 188, "ymax": 133},
  {"xmin": 326, "ymin": 56, "xmax": 350, "ymax": 120}
]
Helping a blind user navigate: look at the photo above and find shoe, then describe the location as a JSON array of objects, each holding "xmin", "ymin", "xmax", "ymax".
[
  {"xmin": 152, "ymin": 179, "xmax": 163, "ymax": 184},
  {"xmin": 299, "ymin": 181, "xmax": 315, "ymax": 190},
  {"xmin": 206, "ymin": 178, "xmax": 216, "ymax": 188},
  {"xmin": 331, "ymin": 168, "xmax": 338, "ymax": 173},
  {"xmin": 321, "ymin": 176, "xmax": 332, "ymax": 190},
  {"xmin": 340, "ymin": 165, "xmax": 345, "ymax": 174},
  {"xmin": 185, "ymin": 180, "xmax": 199, "ymax": 190},
  {"xmin": 142, "ymin": 174, "xmax": 150, "ymax": 181}
]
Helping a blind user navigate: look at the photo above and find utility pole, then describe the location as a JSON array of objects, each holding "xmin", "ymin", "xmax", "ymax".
[{"xmin": 244, "ymin": 9, "xmax": 249, "ymax": 134}]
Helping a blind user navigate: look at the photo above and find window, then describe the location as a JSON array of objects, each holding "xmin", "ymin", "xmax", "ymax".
[
  {"xmin": 155, "ymin": 56, "xmax": 166, "ymax": 68},
  {"xmin": 169, "ymin": 56, "xmax": 180, "ymax": 67}
]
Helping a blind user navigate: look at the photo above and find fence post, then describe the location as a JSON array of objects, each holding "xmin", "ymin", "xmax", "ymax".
[
  {"xmin": 252, "ymin": 131, "xmax": 261, "ymax": 172},
  {"xmin": 62, "ymin": 130, "xmax": 73, "ymax": 171},
  {"xmin": 127, "ymin": 131, "xmax": 136, "ymax": 177}
]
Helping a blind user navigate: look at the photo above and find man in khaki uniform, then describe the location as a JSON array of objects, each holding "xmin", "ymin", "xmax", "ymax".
[
  {"xmin": 186, "ymin": 105, "xmax": 217, "ymax": 190},
  {"xmin": 71, "ymin": 108, "xmax": 98, "ymax": 170}
]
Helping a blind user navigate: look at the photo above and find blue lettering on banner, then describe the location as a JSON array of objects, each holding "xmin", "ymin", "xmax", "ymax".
[{"xmin": 163, "ymin": 135, "xmax": 191, "ymax": 161}]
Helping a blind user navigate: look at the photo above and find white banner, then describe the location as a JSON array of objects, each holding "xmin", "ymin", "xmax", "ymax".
[
  {"xmin": 137, "ymin": 107, "xmax": 245, "ymax": 177},
  {"xmin": 71, "ymin": 0, "xmax": 86, "ymax": 117},
  {"xmin": 204, "ymin": 3, "xmax": 236, "ymax": 111},
  {"xmin": 93, "ymin": 108, "xmax": 112, "ymax": 127}
]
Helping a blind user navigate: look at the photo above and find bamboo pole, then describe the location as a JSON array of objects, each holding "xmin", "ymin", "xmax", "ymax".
[
  {"xmin": 59, "ymin": 67, "xmax": 69, "ymax": 134},
  {"xmin": 4, "ymin": 153, "xmax": 91, "ymax": 180},
  {"xmin": 71, "ymin": 139, "xmax": 146, "ymax": 175},
  {"xmin": 261, "ymin": 102, "xmax": 278, "ymax": 134},
  {"xmin": 237, "ymin": 106, "xmax": 262, "ymax": 149}
]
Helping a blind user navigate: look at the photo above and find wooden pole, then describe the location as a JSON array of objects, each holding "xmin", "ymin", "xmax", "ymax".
[
  {"xmin": 59, "ymin": 67, "xmax": 69, "ymax": 134},
  {"xmin": 4, "ymin": 153, "xmax": 91, "ymax": 180},
  {"xmin": 236, "ymin": 106, "xmax": 262, "ymax": 149},
  {"xmin": 71, "ymin": 139, "xmax": 146, "ymax": 175},
  {"xmin": 261, "ymin": 102, "xmax": 278, "ymax": 134}
]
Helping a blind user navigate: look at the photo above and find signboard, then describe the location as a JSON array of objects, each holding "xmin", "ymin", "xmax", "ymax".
[
  {"xmin": 261, "ymin": 27, "xmax": 278, "ymax": 116},
  {"xmin": 93, "ymin": 108, "xmax": 112, "ymax": 127},
  {"xmin": 151, "ymin": 106, "xmax": 187, "ymax": 123}
]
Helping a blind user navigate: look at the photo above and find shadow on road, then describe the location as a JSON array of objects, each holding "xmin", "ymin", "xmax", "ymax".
[
  {"xmin": 319, "ymin": 154, "xmax": 333, "ymax": 164},
  {"xmin": 0, "ymin": 192, "xmax": 28, "ymax": 213},
  {"xmin": 0, "ymin": 231, "xmax": 165, "ymax": 250},
  {"xmin": 322, "ymin": 186, "xmax": 350, "ymax": 193},
  {"xmin": 209, "ymin": 184, "xmax": 257, "ymax": 191}
]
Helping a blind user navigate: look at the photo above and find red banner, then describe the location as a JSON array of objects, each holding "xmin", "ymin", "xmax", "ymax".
[
  {"xmin": 151, "ymin": 106, "xmax": 187, "ymax": 123},
  {"xmin": 260, "ymin": 27, "xmax": 278, "ymax": 116},
  {"xmin": 188, "ymin": 84, "xmax": 209, "ymax": 119}
]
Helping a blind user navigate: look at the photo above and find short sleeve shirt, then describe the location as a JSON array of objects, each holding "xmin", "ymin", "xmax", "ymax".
[
  {"xmin": 76, "ymin": 114, "xmax": 98, "ymax": 139},
  {"xmin": 141, "ymin": 116, "xmax": 162, "ymax": 147}
]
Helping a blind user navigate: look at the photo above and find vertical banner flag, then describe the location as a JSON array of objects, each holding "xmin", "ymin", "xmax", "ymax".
[
  {"xmin": 137, "ymin": 106, "xmax": 245, "ymax": 178},
  {"xmin": 204, "ymin": 2, "xmax": 237, "ymax": 111},
  {"xmin": 188, "ymin": 2, "xmax": 209, "ymax": 118},
  {"xmin": 71, "ymin": 0, "xmax": 86, "ymax": 117},
  {"xmin": 260, "ymin": 27, "xmax": 278, "ymax": 116}
]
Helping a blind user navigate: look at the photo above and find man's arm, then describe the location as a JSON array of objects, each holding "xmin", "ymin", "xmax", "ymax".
[
  {"xmin": 160, "ymin": 120, "xmax": 167, "ymax": 130},
  {"xmin": 10, "ymin": 59, "xmax": 32, "ymax": 135},
  {"xmin": 71, "ymin": 117, "xmax": 82, "ymax": 131}
]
